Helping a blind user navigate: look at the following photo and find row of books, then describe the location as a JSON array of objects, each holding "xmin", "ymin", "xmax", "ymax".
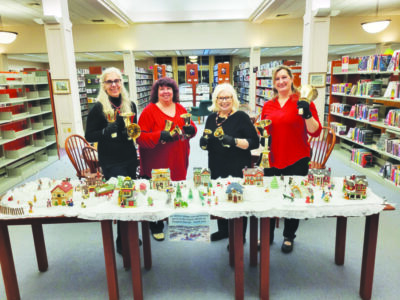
[
  {"xmin": 385, "ymin": 109, "xmax": 400, "ymax": 128},
  {"xmin": 351, "ymin": 148, "xmax": 373, "ymax": 168},
  {"xmin": 347, "ymin": 127, "xmax": 374, "ymax": 145},
  {"xmin": 256, "ymin": 79, "xmax": 273, "ymax": 88},
  {"xmin": 329, "ymin": 122, "xmax": 347, "ymax": 135},
  {"xmin": 385, "ymin": 138, "xmax": 400, "ymax": 157},
  {"xmin": 330, "ymin": 103, "xmax": 380, "ymax": 122},
  {"xmin": 358, "ymin": 54, "xmax": 392, "ymax": 72},
  {"xmin": 332, "ymin": 80, "xmax": 384, "ymax": 97},
  {"xmin": 380, "ymin": 162, "xmax": 400, "ymax": 186},
  {"xmin": 383, "ymin": 81, "xmax": 400, "ymax": 98}
]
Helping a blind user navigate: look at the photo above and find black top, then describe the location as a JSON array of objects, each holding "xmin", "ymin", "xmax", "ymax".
[
  {"xmin": 204, "ymin": 110, "xmax": 259, "ymax": 179},
  {"xmin": 85, "ymin": 97, "xmax": 138, "ymax": 168}
]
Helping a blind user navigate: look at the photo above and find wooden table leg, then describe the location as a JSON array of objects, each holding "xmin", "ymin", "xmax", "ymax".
[
  {"xmin": 120, "ymin": 221, "xmax": 130, "ymax": 270},
  {"xmin": 0, "ymin": 222, "xmax": 20, "ymax": 300},
  {"xmin": 234, "ymin": 217, "xmax": 244, "ymax": 300},
  {"xmin": 360, "ymin": 214, "xmax": 379, "ymax": 300},
  {"xmin": 229, "ymin": 219, "xmax": 234, "ymax": 267},
  {"xmin": 31, "ymin": 223, "xmax": 48, "ymax": 272},
  {"xmin": 250, "ymin": 216, "xmax": 258, "ymax": 266},
  {"xmin": 259, "ymin": 217, "xmax": 270, "ymax": 300},
  {"xmin": 141, "ymin": 221, "xmax": 152, "ymax": 270},
  {"xmin": 335, "ymin": 217, "xmax": 347, "ymax": 265},
  {"xmin": 101, "ymin": 220, "xmax": 119, "ymax": 300},
  {"xmin": 128, "ymin": 221, "xmax": 143, "ymax": 300}
]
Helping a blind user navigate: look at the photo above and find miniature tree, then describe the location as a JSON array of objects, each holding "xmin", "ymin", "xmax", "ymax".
[
  {"xmin": 188, "ymin": 188, "xmax": 193, "ymax": 200},
  {"xmin": 270, "ymin": 176, "xmax": 279, "ymax": 189}
]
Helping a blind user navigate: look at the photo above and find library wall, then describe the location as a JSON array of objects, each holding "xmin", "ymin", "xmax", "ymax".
[{"xmin": 6, "ymin": 59, "xmax": 49, "ymax": 72}]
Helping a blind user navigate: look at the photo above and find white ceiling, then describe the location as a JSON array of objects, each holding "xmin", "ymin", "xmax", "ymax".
[{"xmin": 1, "ymin": 0, "xmax": 400, "ymax": 62}]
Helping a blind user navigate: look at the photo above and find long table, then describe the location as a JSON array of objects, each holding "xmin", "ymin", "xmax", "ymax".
[{"xmin": 0, "ymin": 177, "xmax": 389, "ymax": 299}]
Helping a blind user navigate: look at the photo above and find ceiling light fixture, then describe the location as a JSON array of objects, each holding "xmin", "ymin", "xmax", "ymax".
[
  {"xmin": 231, "ymin": 49, "xmax": 239, "ymax": 54},
  {"xmin": 97, "ymin": 0, "xmax": 130, "ymax": 25},
  {"xmin": 145, "ymin": 51, "xmax": 154, "ymax": 57},
  {"xmin": 175, "ymin": 50, "xmax": 182, "ymax": 56},
  {"xmin": 203, "ymin": 49, "xmax": 210, "ymax": 55},
  {"xmin": 0, "ymin": 16, "xmax": 18, "ymax": 44},
  {"xmin": 361, "ymin": 0, "xmax": 391, "ymax": 34}
]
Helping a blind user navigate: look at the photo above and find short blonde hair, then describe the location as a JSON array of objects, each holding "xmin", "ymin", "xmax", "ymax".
[{"xmin": 209, "ymin": 83, "xmax": 240, "ymax": 112}]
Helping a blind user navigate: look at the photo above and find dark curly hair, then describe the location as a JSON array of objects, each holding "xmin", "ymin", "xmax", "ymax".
[{"xmin": 150, "ymin": 77, "xmax": 180, "ymax": 103}]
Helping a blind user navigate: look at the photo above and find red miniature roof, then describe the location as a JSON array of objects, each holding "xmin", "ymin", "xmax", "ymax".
[{"xmin": 51, "ymin": 181, "xmax": 73, "ymax": 193}]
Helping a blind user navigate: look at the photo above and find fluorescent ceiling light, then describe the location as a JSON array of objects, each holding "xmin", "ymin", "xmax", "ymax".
[
  {"xmin": 189, "ymin": 56, "xmax": 198, "ymax": 59},
  {"xmin": 175, "ymin": 50, "xmax": 182, "ymax": 56},
  {"xmin": 231, "ymin": 49, "xmax": 239, "ymax": 54},
  {"xmin": 97, "ymin": 0, "xmax": 130, "ymax": 24},
  {"xmin": 0, "ymin": 31, "xmax": 18, "ymax": 44},
  {"xmin": 361, "ymin": 20, "xmax": 391, "ymax": 33},
  {"xmin": 203, "ymin": 49, "xmax": 210, "ymax": 55},
  {"xmin": 145, "ymin": 51, "xmax": 154, "ymax": 56}
]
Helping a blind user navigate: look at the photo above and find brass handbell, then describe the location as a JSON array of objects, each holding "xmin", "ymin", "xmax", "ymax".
[
  {"xmin": 298, "ymin": 84, "xmax": 318, "ymax": 115},
  {"xmin": 214, "ymin": 127, "xmax": 231, "ymax": 148},
  {"xmin": 201, "ymin": 129, "xmax": 212, "ymax": 150},
  {"xmin": 105, "ymin": 110, "xmax": 117, "ymax": 138},
  {"xmin": 255, "ymin": 119, "xmax": 272, "ymax": 168},
  {"xmin": 164, "ymin": 119, "xmax": 182, "ymax": 138},
  {"xmin": 181, "ymin": 112, "xmax": 192, "ymax": 138},
  {"xmin": 120, "ymin": 112, "xmax": 141, "ymax": 144}
]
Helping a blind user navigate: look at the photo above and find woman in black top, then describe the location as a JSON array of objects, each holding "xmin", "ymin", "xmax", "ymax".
[
  {"xmin": 200, "ymin": 83, "xmax": 259, "ymax": 245},
  {"xmin": 85, "ymin": 67, "xmax": 139, "ymax": 253}
]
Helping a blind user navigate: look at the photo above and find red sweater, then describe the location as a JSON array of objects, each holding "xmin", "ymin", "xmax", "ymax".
[
  {"xmin": 137, "ymin": 103, "xmax": 197, "ymax": 181},
  {"xmin": 261, "ymin": 94, "xmax": 321, "ymax": 169}
]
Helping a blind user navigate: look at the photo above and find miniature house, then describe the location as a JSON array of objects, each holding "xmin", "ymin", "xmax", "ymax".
[
  {"xmin": 243, "ymin": 166, "xmax": 264, "ymax": 186},
  {"xmin": 51, "ymin": 181, "xmax": 73, "ymax": 206},
  {"xmin": 343, "ymin": 175, "xmax": 368, "ymax": 200},
  {"xmin": 193, "ymin": 167, "xmax": 202, "ymax": 185},
  {"xmin": 118, "ymin": 177, "xmax": 137, "ymax": 207},
  {"xmin": 226, "ymin": 182, "xmax": 244, "ymax": 203},
  {"xmin": 200, "ymin": 168, "xmax": 211, "ymax": 186},
  {"xmin": 308, "ymin": 168, "xmax": 331, "ymax": 186},
  {"xmin": 150, "ymin": 168, "xmax": 171, "ymax": 190},
  {"xmin": 86, "ymin": 172, "xmax": 103, "ymax": 191}
]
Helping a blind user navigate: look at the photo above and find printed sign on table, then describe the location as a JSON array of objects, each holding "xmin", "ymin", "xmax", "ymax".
[{"xmin": 168, "ymin": 213, "xmax": 210, "ymax": 242}]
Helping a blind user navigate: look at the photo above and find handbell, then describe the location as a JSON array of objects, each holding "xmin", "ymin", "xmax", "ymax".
[
  {"xmin": 203, "ymin": 129, "xmax": 212, "ymax": 139},
  {"xmin": 255, "ymin": 119, "xmax": 272, "ymax": 138},
  {"xmin": 105, "ymin": 110, "xmax": 117, "ymax": 123},
  {"xmin": 214, "ymin": 127, "xmax": 224, "ymax": 139},
  {"xmin": 259, "ymin": 152, "xmax": 270, "ymax": 168},
  {"xmin": 180, "ymin": 113, "xmax": 192, "ymax": 127},
  {"xmin": 164, "ymin": 120, "xmax": 173, "ymax": 132},
  {"xmin": 298, "ymin": 85, "xmax": 318, "ymax": 115},
  {"xmin": 120, "ymin": 112, "xmax": 141, "ymax": 143}
]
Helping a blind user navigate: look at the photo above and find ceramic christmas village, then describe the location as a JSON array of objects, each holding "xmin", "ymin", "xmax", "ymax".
[{"xmin": 0, "ymin": 165, "xmax": 374, "ymax": 217}]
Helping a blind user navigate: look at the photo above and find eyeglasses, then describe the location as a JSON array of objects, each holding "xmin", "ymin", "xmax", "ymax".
[
  {"xmin": 217, "ymin": 96, "xmax": 232, "ymax": 102},
  {"xmin": 103, "ymin": 79, "xmax": 122, "ymax": 86}
]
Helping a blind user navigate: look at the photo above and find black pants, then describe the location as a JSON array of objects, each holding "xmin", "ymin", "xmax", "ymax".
[
  {"xmin": 216, "ymin": 218, "xmax": 248, "ymax": 241},
  {"xmin": 264, "ymin": 157, "xmax": 310, "ymax": 240}
]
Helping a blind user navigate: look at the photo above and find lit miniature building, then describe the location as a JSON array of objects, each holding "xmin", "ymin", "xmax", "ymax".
[
  {"xmin": 51, "ymin": 181, "xmax": 73, "ymax": 206},
  {"xmin": 200, "ymin": 168, "xmax": 211, "ymax": 186},
  {"xmin": 243, "ymin": 166, "xmax": 264, "ymax": 186},
  {"xmin": 307, "ymin": 168, "xmax": 331, "ymax": 186},
  {"xmin": 94, "ymin": 183, "xmax": 115, "ymax": 197},
  {"xmin": 343, "ymin": 175, "xmax": 368, "ymax": 200},
  {"xmin": 150, "ymin": 168, "xmax": 171, "ymax": 190},
  {"xmin": 118, "ymin": 177, "xmax": 137, "ymax": 207},
  {"xmin": 226, "ymin": 182, "xmax": 244, "ymax": 203},
  {"xmin": 193, "ymin": 167, "xmax": 202, "ymax": 186},
  {"xmin": 86, "ymin": 172, "xmax": 103, "ymax": 191}
]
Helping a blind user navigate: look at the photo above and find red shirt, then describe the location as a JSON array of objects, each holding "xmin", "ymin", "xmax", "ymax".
[
  {"xmin": 261, "ymin": 94, "xmax": 321, "ymax": 169},
  {"xmin": 137, "ymin": 103, "xmax": 197, "ymax": 181}
]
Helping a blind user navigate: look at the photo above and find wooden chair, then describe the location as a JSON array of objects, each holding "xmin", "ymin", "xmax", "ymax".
[
  {"xmin": 65, "ymin": 134, "xmax": 91, "ymax": 179},
  {"xmin": 82, "ymin": 145, "xmax": 101, "ymax": 174},
  {"xmin": 308, "ymin": 126, "xmax": 336, "ymax": 169}
]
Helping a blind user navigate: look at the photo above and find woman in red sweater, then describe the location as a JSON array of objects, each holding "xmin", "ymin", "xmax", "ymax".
[
  {"xmin": 138, "ymin": 77, "xmax": 197, "ymax": 241},
  {"xmin": 261, "ymin": 65, "xmax": 322, "ymax": 253}
]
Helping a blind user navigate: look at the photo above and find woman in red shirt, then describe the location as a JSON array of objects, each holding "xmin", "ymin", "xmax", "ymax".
[
  {"xmin": 261, "ymin": 65, "xmax": 322, "ymax": 253},
  {"xmin": 138, "ymin": 77, "xmax": 197, "ymax": 241}
]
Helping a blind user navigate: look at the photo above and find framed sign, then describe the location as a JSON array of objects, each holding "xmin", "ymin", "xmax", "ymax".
[
  {"xmin": 52, "ymin": 79, "xmax": 71, "ymax": 94},
  {"xmin": 308, "ymin": 73, "xmax": 326, "ymax": 88}
]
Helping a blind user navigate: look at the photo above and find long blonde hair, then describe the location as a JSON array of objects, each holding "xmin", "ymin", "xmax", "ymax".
[
  {"xmin": 96, "ymin": 67, "xmax": 132, "ymax": 116},
  {"xmin": 209, "ymin": 83, "xmax": 240, "ymax": 112}
]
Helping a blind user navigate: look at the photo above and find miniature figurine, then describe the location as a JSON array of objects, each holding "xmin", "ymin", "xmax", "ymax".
[
  {"xmin": 28, "ymin": 201, "xmax": 33, "ymax": 213},
  {"xmin": 270, "ymin": 176, "xmax": 279, "ymax": 189},
  {"xmin": 147, "ymin": 196, "xmax": 154, "ymax": 206}
]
